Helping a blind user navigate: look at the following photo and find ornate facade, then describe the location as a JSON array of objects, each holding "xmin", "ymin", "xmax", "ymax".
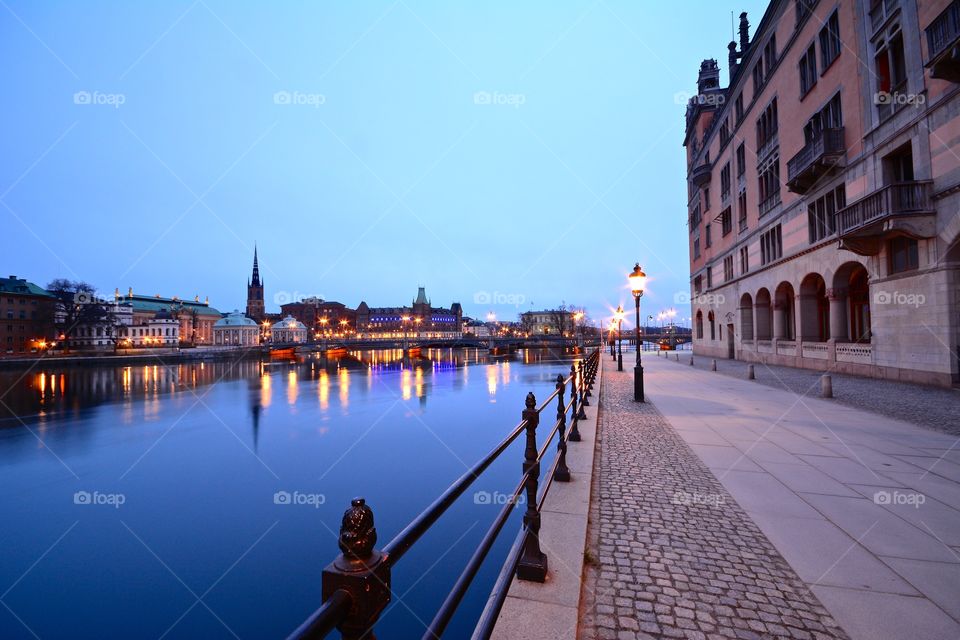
[{"xmin": 356, "ymin": 287, "xmax": 463, "ymax": 338}]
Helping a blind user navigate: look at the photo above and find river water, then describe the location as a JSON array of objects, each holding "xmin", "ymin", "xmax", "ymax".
[{"xmin": 0, "ymin": 347, "xmax": 581, "ymax": 639}]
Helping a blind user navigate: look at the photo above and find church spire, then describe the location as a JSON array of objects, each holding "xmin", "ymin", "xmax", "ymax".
[{"xmin": 251, "ymin": 244, "xmax": 261, "ymax": 287}]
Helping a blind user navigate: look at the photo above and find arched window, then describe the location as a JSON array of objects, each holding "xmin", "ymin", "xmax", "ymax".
[
  {"xmin": 695, "ymin": 311, "xmax": 704, "ymax": 339},
  {"xmin": 708, "ymin": 311, "xmax": 716, "ymax": 341}
]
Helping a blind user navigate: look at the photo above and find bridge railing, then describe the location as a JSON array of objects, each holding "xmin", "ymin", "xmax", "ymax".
[{"xmin": 286, "ymin": 348, "xmax": 601, "ymax": 640}]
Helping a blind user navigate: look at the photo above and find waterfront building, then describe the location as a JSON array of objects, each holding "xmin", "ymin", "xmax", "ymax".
[
  {"xmin": 684, "ymin": 0, "xmax": 960, "ymax": 386},
  {"xmin": 271, "ymin": 315, "xmax": 308, "ymax": 344},
  {"xmin": 115, "ymin": 289, "xmax": 221, "ymax": 345},
  {"xmin": 0, "ymin": 275, "xmax": 56, "ymax": 356},
  {"xmin": 116, "ymin": 308, "xmax": 179, "ymax": 348},
  {"xmin": 246, "ymin": 246, "xmax": 265, "ymax": 321},
  {"xmin": 355, "ymin": 287, "xmax": 463, "ymax": 338},
  {"xmin": 520, "ymin": 309, "xmax": 575, "ymax": 336},
  {"xmin": 280, "ymin": 297, "xmax": 357, "ymax": 336},
  {"xmin": 67, "ymin": 301, "xmax": 133, "ymax": 350},
  {"xmin": 213, "ymin": 310, "xmax": 260, "ymax": 346}
]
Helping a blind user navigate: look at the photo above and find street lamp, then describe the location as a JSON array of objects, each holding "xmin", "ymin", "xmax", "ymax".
[
  {"xmin": 614, "ymin": 305, "xmax": 624, "ymax": 371},
  {"xmin": 628, "ymin": 263, "xmax": 647, "ymax": 402}
]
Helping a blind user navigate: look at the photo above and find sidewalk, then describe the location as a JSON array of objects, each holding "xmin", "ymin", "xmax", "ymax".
[
  {"xmin": 579, "ymin": 358, "xmax": 846, "ymax": 640},
  {"xmin": 635, "ymin": 355, "xmax": 960, "ymax": 639}
]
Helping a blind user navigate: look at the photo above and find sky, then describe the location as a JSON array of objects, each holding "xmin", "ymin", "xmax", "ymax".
[{"xmin": 1, "ymin": 0, "xmax": 769, "ymax": 327}]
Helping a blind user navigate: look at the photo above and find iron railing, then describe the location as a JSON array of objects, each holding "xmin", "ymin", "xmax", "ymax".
[
  {"xmin": 286, "ymin": 348, "xmax": 601, "ymax": 640},
  {"xmin": 836, "ymin": 181, "xmax": 934, "ymax": 235},
  {"xmin": 927, "ymin": 0, "xmax": 960, "ymax": 61},
  {"xmin": 786, "ymin": 128, "xmax": 844, "ymax": 192}
]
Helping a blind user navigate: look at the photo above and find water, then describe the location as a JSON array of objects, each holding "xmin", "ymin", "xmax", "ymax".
[{"xmin": 0, "ymin": 347, "xmax": 580, "ymax": 639}]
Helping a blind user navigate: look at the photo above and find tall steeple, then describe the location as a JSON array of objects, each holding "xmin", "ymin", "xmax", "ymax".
[
  {"xmin": 251, "ymin": 245, "xmax": 262, "ymax": 287},
  {"xmin": 246, "ymin": 244, "xmax": 265, "ymax": 321}
]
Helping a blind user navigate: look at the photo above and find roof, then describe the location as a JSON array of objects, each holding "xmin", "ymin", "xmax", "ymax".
[
  {"xmin": 118, "ymin": 294, "xmax": 221, "ymax": 317},
  {"xmin": 277, "ymin": 315, "xmax": 307, "ymax": 330},
  {"xmin": 215, "ymin": 310, "xmax": 259, "ymax": 327},
  {"xmin": 0, "ymin": 276, "xmax": 54, "ymax": 298}
]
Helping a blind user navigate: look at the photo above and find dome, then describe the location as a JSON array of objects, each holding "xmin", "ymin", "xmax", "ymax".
[
  {"xmin": 278, "ymin": 315, "xmax": 307, "ymax": 330},
  {"xmin": 215, "ymin": 310, "xmax": 259, "ymax": 327}
]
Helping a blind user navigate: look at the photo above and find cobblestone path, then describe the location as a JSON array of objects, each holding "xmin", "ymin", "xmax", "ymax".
[{"xmin": 579, "ymin": 363, "xmax": 848, "ymax": 640}]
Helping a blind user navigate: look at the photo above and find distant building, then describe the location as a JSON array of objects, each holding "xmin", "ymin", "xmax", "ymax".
[
  {"xmin": 355, "ymin": 287, "xmax": 463, "ymax": 338},
  {"xmin": 280, "ymin": 297, "xmax": 357, "ymax": 335},
  {"xmin": 213, "ymin": 310, "xmax": 260, "ymax": 346},
  {"xmin": 246, "ymin": 246, "xmax": 265, "ymax": 321},
  {"xmin": 271, "ymin": 315, "xmax": 308, "ymax": 343},
  {"xmin": 115, "ymin": 289, "xmax": 221, "ymax": 345},
  {"xmin": 68, "ymin": 301, "xmax": 133, "ymax": 350},
  {"xmin": 0, "ymin": 275, "xmax": 56, "ymax": 356},
  {"xmin": 116, "ymin": 308, "xmax": 179, "ymax": 348},
  {"xmin": 520, "ymin": 309, "xmax": 574, "ymax": 336}
]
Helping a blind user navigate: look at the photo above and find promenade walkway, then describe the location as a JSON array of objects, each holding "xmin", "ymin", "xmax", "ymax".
[{"xmin": 580, "ymin": 355, "xmax": 960, "ymax": 640}]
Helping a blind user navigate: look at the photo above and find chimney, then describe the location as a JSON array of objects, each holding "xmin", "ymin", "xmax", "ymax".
[
  {"xmin": 728, "ymin": 42, "xmax": 739, "ymax": 79},
  {"xmin": 739, "ymin": 12, "xmax": 750, "ymax": 54}
]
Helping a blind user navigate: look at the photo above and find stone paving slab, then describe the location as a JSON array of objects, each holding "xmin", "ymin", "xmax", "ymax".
[{"xmin": 579, "ymin": 359, "xmax": 846, "ymax": 640}]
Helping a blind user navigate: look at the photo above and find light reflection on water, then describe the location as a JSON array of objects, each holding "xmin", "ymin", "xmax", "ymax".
[{"xmin": 0, "ymin": 346, "xmax": 585, "ymax": 638}]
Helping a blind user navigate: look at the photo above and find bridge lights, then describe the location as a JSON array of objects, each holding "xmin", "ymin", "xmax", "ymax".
[{"xmin": 628, "ymin": 263, "xmax": 646, "ymax": 402}]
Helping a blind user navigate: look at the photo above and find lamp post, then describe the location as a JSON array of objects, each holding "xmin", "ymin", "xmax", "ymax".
[
  {"xmin": 608, "ymin": 320, "xmax": 616, "ymax": 359},
  {"xmin": 628, "ymin": 263, "xmax": 647, "ymax": 402},
  {"xmin": 615, "ymin": 305, "xmax": 624, "ymax": 372}
]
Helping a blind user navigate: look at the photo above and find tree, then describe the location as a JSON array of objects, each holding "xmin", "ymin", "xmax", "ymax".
[{"xmin": 46, "ymin": 279, "xmax": 111, "ymax": 351}]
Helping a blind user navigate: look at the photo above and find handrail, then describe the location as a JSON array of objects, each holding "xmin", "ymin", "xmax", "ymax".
[{"xmin": 286, "ymin": 347, "xmax": 602, "ymax": 640}]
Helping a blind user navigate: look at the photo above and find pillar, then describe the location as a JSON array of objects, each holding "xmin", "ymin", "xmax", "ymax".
[
  {"xmin": 773, "ymin": 302, "xmax": 786, "ymax": 340},
  {"xmin": 827, "ymin": 288, "xmax": 847, "ymax": 342}
]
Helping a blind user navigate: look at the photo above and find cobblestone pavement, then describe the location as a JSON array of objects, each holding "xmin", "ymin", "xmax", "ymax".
[
  {"xmin": 579, "ymin": 364, "xmax": 848, "ymax": 640},
  {"xmin": 648, "ymin": 349, "xmax": 960, "ymax": 436}
]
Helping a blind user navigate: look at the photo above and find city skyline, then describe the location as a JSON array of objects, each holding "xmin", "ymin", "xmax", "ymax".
[{"xmin": 1, "ymin": 0, "xmax": 767, "ymax": 323}]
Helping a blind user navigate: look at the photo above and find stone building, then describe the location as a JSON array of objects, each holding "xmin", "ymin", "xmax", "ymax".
[
  {"xmin": 280, "ymin": 297, "xmax": 357, "ymax": 336},
  {"xmin": 684, "ymin": 0, "xmax": 960, "ymax": 386},
  {"xmin": 213, "ymin": 310, "xmax": 260, "ymax": 346},
  {"xmin": 355, "ymin": 287, "xmax": 463, "ymax": 338},
  {"xmin": 0, "ymin": 275, "xmax": 56, "ymax": 355},
  {"xmin": 271, "ymin": 315, "xmax": 308, "ymax": 344},
  {"xmin": 115, "ymin": 289, "xmax": 221, "ymax": 345},
  {"xmin": 520, "ymin": 309, "xmax": 575, "ymax": 336}
]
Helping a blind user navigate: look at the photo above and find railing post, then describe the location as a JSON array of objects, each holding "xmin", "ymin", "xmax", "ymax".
[
  {"xmin": 568, "ymin": 363, "xmax": 581, "ymax": 442},
  {"xmin": 321, "ymin": 498, "xmax": 391, "ymax": 640},
  {"xmin": 517, "ymin": 392, "xmax": 547, "ymax": 582},
  {"xmin": 579, "ymin": 361, "xmax": 590, "ymax": 407},
  {"xmin": 553, "ymin": 374, "xmax": 571, "ymax": 482}
]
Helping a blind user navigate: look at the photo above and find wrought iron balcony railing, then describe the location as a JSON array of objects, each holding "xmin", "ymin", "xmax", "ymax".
[
  {"xmin": 837, "ymin": 181, "xmax": 934, "ymax": 236},
  {"xmin": 927, "ymin": 0, "xmax": 960, "ymax": 81},
  {"xmin": 786, "ymin": 128, "xmax": 844, "ymax": 194}
]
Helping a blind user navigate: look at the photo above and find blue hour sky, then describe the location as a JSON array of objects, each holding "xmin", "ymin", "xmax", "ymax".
[{"xmin": 1, "ymin": 0, "xmax": 767, "ymax": 325}]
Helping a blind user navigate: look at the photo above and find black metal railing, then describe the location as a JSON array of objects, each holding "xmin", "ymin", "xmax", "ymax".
[
  {"xmin": 286, "ymin": 348, "xmax": 601, "ymax": 640},
  {"xmin": 836, "ymin": 180, "xmax": 934, "ymax": 235}
]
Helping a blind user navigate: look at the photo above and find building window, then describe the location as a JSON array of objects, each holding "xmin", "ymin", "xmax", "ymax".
[
  {"xmin": 803, "ymin": 92, "xmax": 843, "ymax": 143},
  {"xmin": 703, "ymin": 188, "xmax": 710, "ymax": 211},
  {"xmin": 694, "ymin": 275, "xmax": 703, "ymax": 295},
  {"xmin": 709, "ymin": 311, "xmax": 716, "ymax": 340},
  {"xmin": 799, "ymin": 43, "xmax": 818, "ymax": 96},
  {"xmin": 737, "ymin": 191, "xmax": 748, "ymax": 231},
  {"xmin": 695, "ymin": 311, "xmax": 703, "ymax": 339},
  {"xmin": 735, "ymin": 94, "xmax": 744, "ymax": 123},
  {"xmin": 756, "ymin": 98, "xmax": 779, "ymax": 152},
  {"xmin": 720, "ymin": 163, "xmax": 731, "ymax": 201},
  {"xmin": 705, "ymin": 224, "xmax": 712, "ymax": 248},
  {"xmin": 760, "ymin": 225, "xmax": 783, "ymax": 265},
  {"xmin": 796, "ymin": 0, "xmax": 818, "ymax": 25},
  {"xmin": 706, "ymin": 266, "xmax": 713, "ymax": 288},
  {"xmin": 739, "ymin": 246, "xmax": 749, "ymax": 274},
  {"xmin": 736, "ymin": 143, "xmax": 746, "ymax": 177},
  {"xmin": 720, "ymin": 119, "xmax": 731, "ymax": 147},
  {"xmin": 693, "ymin": 236, "xmax": 701, "ymax": 259},
  {"xmin": 723, "ymin": 255, "xmax": 734, "ymax": 281},
  {"xmin": 758, "ymin": 152, "xmax": 781, "ymax": 213},
  {"xmin": 889, "ymin": 237, "xmax": 919, "ymax": 273},
  {"xmin": 819, "ymin": 11, "xmax": 841, "ymax": 71},
  {"xmin": 808, "ymin": 184, "xmax": 845, "ymax": 243},
  {"xmin": 720, "ymin": 207, "xmax": 732, "ymax": 236},
  {"xmin": 875, "ymin": 30, "xmax": 906, "ymax": 120}
]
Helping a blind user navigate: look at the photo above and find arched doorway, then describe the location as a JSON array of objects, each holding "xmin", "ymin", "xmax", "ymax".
[
  {"xmin": 799, "ymin": 274, "xmax": 829, "ymax": 342},
  {"xmin": 755, "ymin": 288, "xmax": 772, "ymax": 340},
  {"xmin": 832, "ymin": 262, "xmax": 870, "ymax": 342},
  {"xmin": 774, "ymin": 282, "xmax": 796, "ymax": 340},
  {"xmin": 739, "ymin": 293, "xmax": 754, "ymax": 341}
]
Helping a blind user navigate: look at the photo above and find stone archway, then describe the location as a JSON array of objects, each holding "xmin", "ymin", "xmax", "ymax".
[
  {"xmin": 755, "ymin": 288, "xmax": 772, "ymax": 340},
  {"xmin": 799, "ymin": 273, "xmax": 829, "ymax": 342},
  {"xmin": 739, "ymin": 293, "xmax": 754, "ymax": 341},
  {"xmin": 832, "ymin": 261, "xmax": 870, "ymax": 342},
  {"xmin": 774, "ymin": 282, "xmax": 796, "ymax": 340}
]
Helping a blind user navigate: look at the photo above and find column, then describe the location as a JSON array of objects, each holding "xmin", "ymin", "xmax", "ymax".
[
  {"xmin": 827, "ymin": 288, "xmax": 847, "ymax": 342},
  {"xmin": 773, "ymin": 302, "xmax": 786, "ymax": 340}
]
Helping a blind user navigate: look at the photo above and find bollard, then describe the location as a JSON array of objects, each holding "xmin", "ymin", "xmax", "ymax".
[
  {"xmin": 689, "ymin": 356, "xmax": 694, "ymax": 366},
  {"xmin": 517, "ymin": 393, "xmax": 547, "ymax": 582},
  {"xmin": 747, "ymin": 364, "xmax": 755, "ymax": 380},
  {"xmin": 568, "ymin": 363, "xmax": 582, "ymax": 441},
  {"xmin": 711, "ymin": 359, "xmax": 717, "ymax": 371},
  {"xmin": 321, "ymin": 498, "xmax": 391, "ymax": 640},
  {"xmin": 821, "ymin": 374, "xmax": 833, "ymax": 398},
  {"xmin": 675, "ymin": 353, "xmax": 679, "ymax": 362},
  {"xmin": 553, "ymin": 374, "xmax": 571, "ymax": 482}
]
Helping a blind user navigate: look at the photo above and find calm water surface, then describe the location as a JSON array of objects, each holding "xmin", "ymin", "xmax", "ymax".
[{"xmin": 0, "ymin": 347, "xmax": 580, "ymax": 639}]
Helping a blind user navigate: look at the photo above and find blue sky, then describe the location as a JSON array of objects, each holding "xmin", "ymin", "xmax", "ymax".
[{"xmin": 1, "ymin": 0, "xmax": 768, "ymax": 326}]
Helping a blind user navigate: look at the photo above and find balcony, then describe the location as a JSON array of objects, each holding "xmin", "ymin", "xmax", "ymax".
[
  {"xmin": 926, "ymin": 0, "xmax": 960, "ymax": 82},
  {"xmin": 836, "ymin": 181, "xmax": 936, "ymax": 255},
  {"xmin": 691, "ymin": 160, "xmax": 712, "ymax": 187},
  {"xmin": 786, "ymin": 128, "xmax": 845, "ymax": 194}
]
